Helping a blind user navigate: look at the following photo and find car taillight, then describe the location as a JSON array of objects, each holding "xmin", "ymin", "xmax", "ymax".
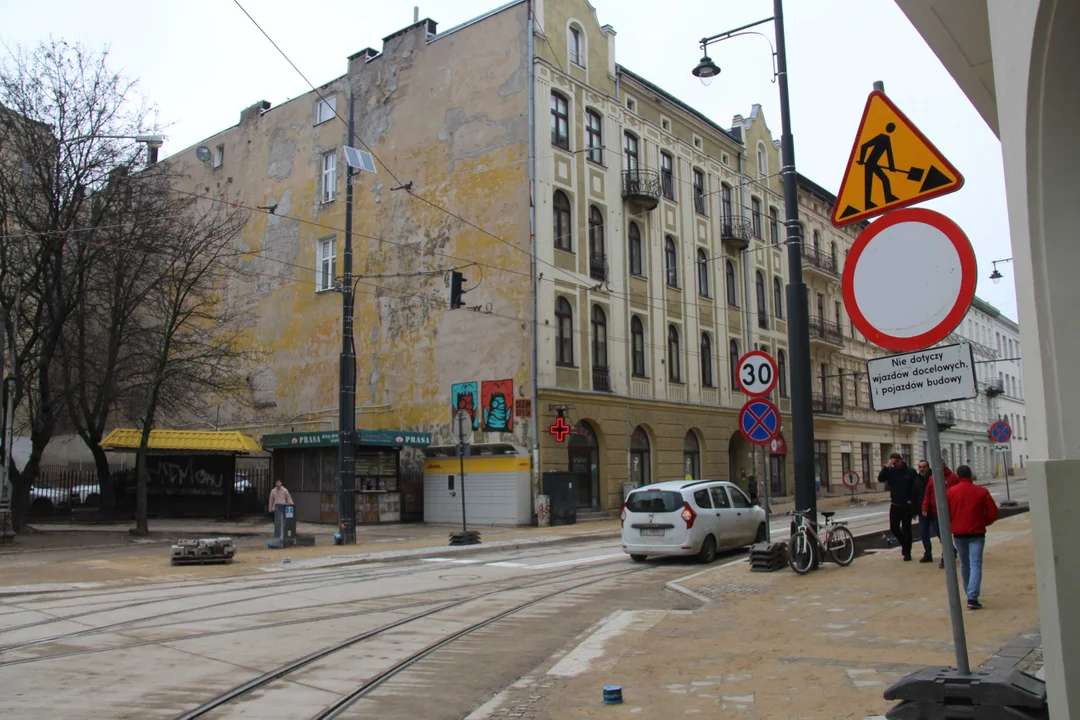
[
  {"xmin": 681, "ymin": 501, "xmax": 696, "ymax": 529},
  {"xmin": 620, "ymin": 503, "xmax": 627, "ymax": 528}
]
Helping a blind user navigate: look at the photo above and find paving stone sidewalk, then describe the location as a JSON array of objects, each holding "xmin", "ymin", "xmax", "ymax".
[{"xmin": 471, "ymin": 513, "xmax": 1040, "ymax": 720}]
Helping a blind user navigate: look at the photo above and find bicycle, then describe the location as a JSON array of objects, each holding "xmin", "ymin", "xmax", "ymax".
[{"xmin": 787, "ymin": 509, "xmax": 856, "ymax": 574}]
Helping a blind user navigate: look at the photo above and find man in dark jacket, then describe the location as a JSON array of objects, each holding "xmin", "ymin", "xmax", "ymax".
[
  {"xmin": 914, "ymin": 460, "xmax": 933, "ymax": 562},
  {"xmin": 878, "ymin": 452, "xmax": 918, "ymax": 560}
]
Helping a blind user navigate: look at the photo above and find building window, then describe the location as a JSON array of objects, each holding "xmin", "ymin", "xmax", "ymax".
[
  {"xmin": 624, "ymin": 132, "xmax": 639, "ymax": 172},
  {"xmin": 693, "ymin": 169, "xmax": 707, "ymax": 215},
  {"xmin": 697, "ymin": 248, "xmax": 710, "ymax": 298},
  {"xmin": 592, "ymin": 305, "xmax": 608, "ymax": 368},
  {"xmin": 316, "ymin": 237, "xmax": 336, "ymax": 292},
  {"xmin": 661, "ymin": 152, "xmax": 675, "ymax": 200},
  {"xmin": 553, "ymin": 190, "xmax": 572, "ymax": 251},
  {"xmin": 551, "ymin": 92, "xmax": 569, "ymax": 149},
  {"xmin": 555, "ymin": 297, "xmax": 573, "ymax": 366},
  {"xmin": 569, "ymin": 26, "xmax": 584, "ymax": 66},
  {"xmin": 751, "ymin": 197, "xmax": 762, "ymax": 238},
  {"xmin": 315, "ymin": 96, "xmax": 337, "ymax": 125},
  {"xmin": 321, "ymin": 151, "xmax": 337, "ymax": 203},
  {"xmin": 757, "ymin": 143, "xmax": 767, "ymax": 178},
  {"xmin": 815, "ymin": 440, "xmax": 830, "ymax": 490},
  {"xmin": 838, "ymin": 369, "xmax": 846, "ymax": 406},
  {"xmin": 684, "ymin": 431, "xmax": 701, "ymax": 479},
  {"xmin": 630, "ymin": 426, "xmax": 650, "ymax": 485},
  {"xmin": 725, "ymin": 260, "xmax": 737, "ymax": 306},
  {"xmin": 628, "ymin": 221, "xmax": 643, "ymax": 276},
  {"xmin": 701, "ymin": 333, "xmax": 714, "ymax": 388},
  {"xmin": 668, "ymin": 325, "xmax": 681, "ymax": 383},
  {"xmin": 631, "ymin": 316, "xmax": 646, "ymax": 377},
  {"xmin": 585, "ymin": 110, "xmax": 603, "ymax": 164},
  {"xmin": 729, "ymin": 339, "xmax": 740, "ymax": 389},
  {"xmin": 756, "ymin": 271, "xmax": 768, "ymax": 328},
  {"xmin": 721, "ymin": 183, "xmax": 733, "ymax": 228},
  {"xmin": 778, "ymin": 349, "xmax": 788, "ymax": 397},
  {"xmin": 626, "ymin": 97, "xmax": 636, "ymax": 112},
  {"xmin": 853, "ymin": 373, "xmax": 859, "ymax": 407},
  {"xmin": 588, "ymin": 205, "xmax": 605, "ymax": 279},
  {"xmin": 835, "ymin": 301, "xmax": 843, "ymax": 331},
  {"xmin": 769, "ymin": 206, "xmax": 779, "ymax": 245},
  {"xmin": 213, "ymin": 144, "xmax": 224, "ymax": 168},
  {"xmin": 830, "ymin": 241, "xmax": 838, "ymax": 264},
  {"xmin": 812, "ymin": 230, "xmax": 821, "ymax": 259},
  {"xmin": 665, "ymin": 236, "xmax": 678, "ymax": 288},
  {"xmin": 773, "ymin": 277, "xmax": 784, "ymax": 319}
]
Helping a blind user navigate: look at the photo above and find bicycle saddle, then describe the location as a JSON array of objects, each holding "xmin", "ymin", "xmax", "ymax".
[{"xmin": 821, "ymin": 511, "xmax": 836, "ymax": 518}]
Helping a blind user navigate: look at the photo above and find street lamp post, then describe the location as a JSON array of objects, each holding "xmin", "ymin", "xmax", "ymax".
[
  {"xmin": 694, "ymin": 0, "xmax": 817, "ymax": 522},
  {"xmin": 989, "ymin": 258, "xmax": 1013, "ymax": 284}
]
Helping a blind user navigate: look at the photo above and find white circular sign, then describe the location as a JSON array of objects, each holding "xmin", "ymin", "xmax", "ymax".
[
  {"xmin": 842, "ymin": 471, "xmax": 860, "ymax": 489},
  {"xmin": 843, "ymin": 208, "xmax": 976, "ymax": 352},
  {"xmin": 736, "ymin": 351, "xmax": 778, "ymax": 397}
]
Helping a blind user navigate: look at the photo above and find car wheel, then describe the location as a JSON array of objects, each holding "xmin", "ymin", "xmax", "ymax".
[
  {"xmin": 31, "ymin": 498, "xmax": 53, "ymax": 515},
  {"xmin": 630, "ymin": 554, "xmax": 647, "ymax": 563},
  {"xmin": 698, "ymin": 535, "xmax": 717, "ymax": 564},
  {"xmin": 755, "ymin": 523, "xmax": 767, "ymax": 543}
]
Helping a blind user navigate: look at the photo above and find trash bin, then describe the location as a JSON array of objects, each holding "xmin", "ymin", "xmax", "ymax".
[{"xmin": 274, "ymin": 504, "xmax": 296, "ymax": 542}]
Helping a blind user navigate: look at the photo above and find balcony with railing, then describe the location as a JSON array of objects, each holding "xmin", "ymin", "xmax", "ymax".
[
  {"xmin": 589, "ymin": 252, "xmax": 607, "ymax": 282},
  {"xmin": 621, "ymin": 169, "xmax": 661, "ymax": 211},
  {"xmin": 935, "ymin": 409, "xmax": 956, "ymax": 430},
  {"xmin": 808, "ymin": 318, "xmax": 844, "ymax": 347},
  {"xmin": 803, "ymin": 250, "xmax": 839, "ymax": 278},
  {"xmin": 899, "ymin": 408, "xmax": 925, "ymax": 425},
  {"xmin": 720, "ymin": 216, "xmax": 753, "ymax": 251},
  {"xmin": 812, "ymin": 392, "xmax": 844, "ymax": 416},
  {"xmin": 592, "ymin": 365, "xmax": 611, "ymax": 392}
]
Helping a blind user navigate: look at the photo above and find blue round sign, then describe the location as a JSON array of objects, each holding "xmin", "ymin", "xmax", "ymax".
[
  {"xmin": 740, "ymin": 399, "xmax": 780, "ymax": 445},
  {"xmin": 989, "ymin": 421, "xmax": 1012, "ymax": 443}
]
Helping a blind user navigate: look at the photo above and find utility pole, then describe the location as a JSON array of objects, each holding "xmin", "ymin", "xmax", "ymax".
[{"xmin": 338, "ymin": 93, "xmax": 358, "ymax": 545}]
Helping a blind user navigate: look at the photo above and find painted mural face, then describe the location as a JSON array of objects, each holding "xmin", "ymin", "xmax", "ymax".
[
  {"xmin": 484, "ymin": 393, "xmax": 510, "ymax": 431},
  {"xmin": 450, "ymin": 381, "xmax": 480, "ymax": 429},
  {"xmin": 481, "ymin": 379, "xmax": 514, "ymax": 432}
]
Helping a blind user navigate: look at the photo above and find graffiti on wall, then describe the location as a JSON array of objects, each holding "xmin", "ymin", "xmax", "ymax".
[
  {"xmin": 450, "ymin": 381, "xmax": 480, "ymax": 429},
  {"xmin": 481, "ymin": 379, "xmax": 514, "ymax": 432}
]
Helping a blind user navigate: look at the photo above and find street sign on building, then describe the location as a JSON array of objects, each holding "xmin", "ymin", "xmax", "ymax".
[
  {"xmin": 843, "ymin": 208, "xmax": 977, "ymax": 352},
  {"xmin": 735, "ymin": 350, "xmax": 778, "ymax": 397},
  {"xmin": 739, "ymin": 398, "xmax": 781, "ymax": 445},
  {"xmin": 866, "ymin": 343, "xmax": 978, "ymax": 410},
  {"xmin": 831, "ymin": 90, "xmax": 964, "ymax": 226}
]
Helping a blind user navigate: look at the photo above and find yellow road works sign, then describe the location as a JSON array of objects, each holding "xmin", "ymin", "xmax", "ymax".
[{"xmin": 831, "ymin": 91, "xmax": 963, "ymax": 227}]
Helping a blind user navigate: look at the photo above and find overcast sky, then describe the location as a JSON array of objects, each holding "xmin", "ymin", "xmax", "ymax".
[{"xmin": 4, "ymin": 0, "xmax": 1018, "ymax": 321}]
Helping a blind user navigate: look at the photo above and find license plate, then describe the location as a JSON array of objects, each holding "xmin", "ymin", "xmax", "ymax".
[{"xmin": 640, "ymin": 528, "xmax": 665, "ymax": 537}]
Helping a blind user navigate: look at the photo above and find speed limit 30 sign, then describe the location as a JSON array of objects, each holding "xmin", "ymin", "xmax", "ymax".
[{"xmin": 736, "ymin": 350, "xmax": 778, "ymax": 397}]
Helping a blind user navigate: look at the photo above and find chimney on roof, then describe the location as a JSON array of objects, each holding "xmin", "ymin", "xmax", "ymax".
[{"xmin": 414, "ymin": 6, "xmax": 419, "ymax": 23}]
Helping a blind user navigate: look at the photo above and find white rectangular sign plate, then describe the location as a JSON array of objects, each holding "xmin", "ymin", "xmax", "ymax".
[
  {"xmin": 993, "ymin": 443, "xmax": 1011, "ymax": 452},
  {"xmin": 867, "ymin": 342, "xmax": 978, "ymax": 411}
]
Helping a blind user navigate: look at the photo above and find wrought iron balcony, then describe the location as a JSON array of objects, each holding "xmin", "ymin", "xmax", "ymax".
[
  {"xmin": 589, "ymin": 251, "xmax": 607, "ymax": 282},
  {"xmin": 985, "ymin": 377, "xmax": 1005, "ymax": 397},
  {"xmin": 812, "ymin": 392, "xmax": 844, "ymax": 416},
  {"xmin": 592, "ymin": 364, "xmax": 611, "ymax": 392},
  {"xmin": 621, "ymin": 169, "xmax": 661, "ymax": 211},
  {"xmin": 803, "ymin": 250, "xmax": 839, "ymax": 277},
  {"xmin": 899, "ymin": 408, "xmax": 925, "ymax": 425},
  {"xmin": 808, "ymin": 318, "xmax": 845, "ymax": 347},
  {"xmin": 720, "ymin": 216, "xmax": 753, "ymax": 251},
  {"xmin": 935, "ymin": 409, "xmax": 956, "ymax": 430}
]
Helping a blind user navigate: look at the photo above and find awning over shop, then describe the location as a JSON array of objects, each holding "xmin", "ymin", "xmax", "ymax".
[
  {"xmin": 101, "ymin": 429, "xmax": 262, "ymax": 453},
  {"xmin": 261, "ymin": 429, "xmax": 433, "ymax": 450}
]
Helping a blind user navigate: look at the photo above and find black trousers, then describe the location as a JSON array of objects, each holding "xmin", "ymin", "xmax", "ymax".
[{"xmin": 890, "ymin": 503, "xmax": 913, "ymax": 557}]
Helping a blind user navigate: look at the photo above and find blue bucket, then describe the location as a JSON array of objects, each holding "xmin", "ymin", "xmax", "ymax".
[{"xmin": 602, "ymin": 685, "xmax": 623, "ymax": 705}]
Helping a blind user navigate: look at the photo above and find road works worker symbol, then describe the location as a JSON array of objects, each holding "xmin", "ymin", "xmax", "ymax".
[{"xmin": 831, "ymin": 91, "xmax": 964, "ymax": 226}]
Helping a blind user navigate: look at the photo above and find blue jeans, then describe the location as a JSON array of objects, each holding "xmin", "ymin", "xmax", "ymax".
[{"xmin": 954, "ymin": 535, "xmax": 986, "ymax": 601}]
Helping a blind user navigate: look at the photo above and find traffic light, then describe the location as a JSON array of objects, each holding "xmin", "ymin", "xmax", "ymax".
[{"xmin": 449, "ymin": 270, "xmax": 466, "ymax": 309}]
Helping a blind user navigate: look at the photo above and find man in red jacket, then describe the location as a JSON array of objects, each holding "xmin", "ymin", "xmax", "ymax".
[
  {"xmin": 946, "ymin": 465, "xmax": 999, "ymax": 610},
  {"xmin": 921, "ymin": 462, "xmax": 959, "ymax": 568}
]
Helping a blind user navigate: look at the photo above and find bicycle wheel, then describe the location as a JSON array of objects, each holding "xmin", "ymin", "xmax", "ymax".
[
  {"xmin": 828, "ymin": 525, "xmax": 855, "ymax": 566},
  {"xmin": 788, "ymin": 531, "xmax": 816, "ymax": 574}
]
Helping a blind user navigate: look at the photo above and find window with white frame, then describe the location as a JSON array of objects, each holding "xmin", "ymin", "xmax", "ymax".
[
  {"xmin": 317, "ymin": 238, "xmax": 336, "ymax": 292},
  {"xmin": 315, "ymin": 96, "xmax": 337, "ymax": 125},
  {"xmin": 213, "ymin": 145, "xmax": 224, "ymax": 168},
  {"xmin": 569, "ymin": 25, "xmax": 584, "ymax": 66},
  {"xmin": 321, "ymin": 151, "xmax": 337, "ymax": 202},
  {"xmin": 757, "ymin": 143, "xmax": 767, "ymax": 178}
]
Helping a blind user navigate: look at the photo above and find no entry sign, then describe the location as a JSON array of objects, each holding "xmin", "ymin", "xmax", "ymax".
[{"xmin": 843, "ymin": 208, "xmax": 976, "ymax": 352}]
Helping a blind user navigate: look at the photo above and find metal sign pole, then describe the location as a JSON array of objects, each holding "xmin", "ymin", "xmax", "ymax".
[
  {"xmin": 761, "ymin": 444, "xmax": 771, "ymax": 541},
  {"xmin": 458, "ymin": 442, "xmax": 467, "ymax": 534},
  {"xmin": 1003, "ymin": 451, "xmax": 1012, "ymax": 503},
  {"xmin": 924, "ymin": 402, "xmax": 970, "ymax": 674}
]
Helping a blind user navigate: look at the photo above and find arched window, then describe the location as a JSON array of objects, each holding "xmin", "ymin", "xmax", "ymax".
[
  {"xmin": 668, "ymin": 325, "xmax": 681, "ymax": 382},
  {"xmin": 631, "ymin": 316, "xmax": 646, "ymax": 377},
  {"xmin": 778, "ymin": 349, "xmax": 788, "ymax": 397},
  {"xmin": 555, "ymin": 297, "xmax": 573, "ymax": 366},
  {"xmin": 588, "ymin": 206, "xmax": 605, "ymax": 280},
  {"xmin": 693, "ymin": 169, "xmax": 706, "ymax": 214},
  {"xmin": 721, "ymin": 183, "xmax": 733, "ymax": 226},
  {"xmin": 769, "ymin": 206, "xmax": 779, "ymax": 245},
  {"xmin": 697, "ymin": 248, "xmax": 709, "ymax": 297},
  {"xmin": 756, "ymin": 271, "xmax": 768, "ymax": 328},
  {"xmin": 665, "ymin": 236, "xmax": 678, "ymax": 287},
  {"xmin": 773, "ymin": 276, "xmax": 784, "ymax": 319},
  {"xmin": 830, "ymin": 241, "xmax": 838, "ymax": 273},
  {"xmin": 630, "ymin": 426, "xmax": 651, "ymax": 486},
  {"xmin": 757, "ymin": 142, "xmax": 767, "ymax": 178},
  {"xmin": 838, "ymin": 368, "xmax": 845, "ymax": 406},
  {"xmin": 628, "ymin": 222, "xmax": 643, "ymax": 276},
  {"xmin": 684, "ymin": 431, "xmax": 701, "ymax": 479},
  {"xmin": 585, "ymin": 109, "xmax": 602, "ymax": 163},
  {"xmin": 591, "ymin": 305, "xmax": 608, "ymax": 368},
  {"xmin": 812, "ymin": 230, "xmax": 820, "ymax": 259},
  {"xmin": 725, "ymin": 260, "xmax": 737, "ymax": 306},
  {"xmin": 700, "ymin": 333, "xmax": 714, "ymax": 388},
  {"xmin": 568, "ymin": 25, "xmax": 584, "ymax": 66},
  {"xmin": 550, "ymin": 92, "xmax": 569, "ymax": 149},
  {"xmin": 553, "ymin": 190, "xmax": 571, "ymax": 251},
  {"xmin": 729, "ymin": 339, "xmax": 740, "ymax": 388},
  {"xmin": 623, "ymin": 132, "xmax": 639, "ymax": 172}
]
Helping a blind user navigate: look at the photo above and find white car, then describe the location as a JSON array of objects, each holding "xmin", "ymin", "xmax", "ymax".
[{"xmin": 620, "ymin": 480, "xmax": 767, "ymax": 563}]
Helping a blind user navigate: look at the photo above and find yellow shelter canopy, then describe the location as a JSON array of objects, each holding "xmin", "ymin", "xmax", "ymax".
[{"xmin": 100, "ymin": 429, "xmax": 262, "ymax": 454}]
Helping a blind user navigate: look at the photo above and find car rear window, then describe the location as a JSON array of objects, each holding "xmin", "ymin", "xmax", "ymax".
[{"xmin": 626, "ymin": 490, "xmax": 684, "ymax": 513}]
